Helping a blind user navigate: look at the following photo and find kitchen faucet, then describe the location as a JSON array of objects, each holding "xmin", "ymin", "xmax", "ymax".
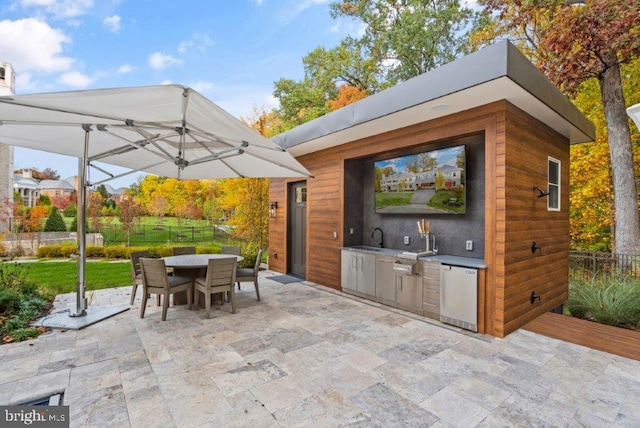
[{"xmin": 371, "ymin": 227, "xmax": 384, "ymax": 248}]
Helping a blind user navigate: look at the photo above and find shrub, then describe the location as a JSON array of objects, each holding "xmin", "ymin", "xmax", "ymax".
[
  {"xmin": 37, "ymin": 244, "xmax": 77, "ymax": 258},
  {"xmin": 63, "ymin": 204, "xmax": 77, "ymax": 218},
  {"xmin": 0, "ymin": 262, "xmax": 52, "ymax": 343},
  {"xmin": 44, "ymin": 207, "xmax": 67, "ymax": 232},
  {"xmin": 567, "ymin": 271, "xmax": 640, "ymax": 329},
  {"xmin": 0, "ymin": 288, "xmax": 22, "ymax": 314}
]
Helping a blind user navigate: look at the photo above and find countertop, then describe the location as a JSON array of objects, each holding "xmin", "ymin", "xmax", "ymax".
[{"xmin": 341, "ymin": 246, "xmax": 486, "ymax": 269}]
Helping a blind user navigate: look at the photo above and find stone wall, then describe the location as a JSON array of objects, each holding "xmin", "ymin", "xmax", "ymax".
[{"xmin": 1, "ymin": 232, "xmax": 103, "ymax": 257}]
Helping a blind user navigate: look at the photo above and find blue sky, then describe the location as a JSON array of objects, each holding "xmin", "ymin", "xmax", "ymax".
[{"xmin": 2, "ymin": 0, "xmax": 362, "ymax": 187}]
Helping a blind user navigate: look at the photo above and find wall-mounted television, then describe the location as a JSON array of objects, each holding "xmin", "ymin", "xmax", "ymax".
[{"xmin": 374, "ymin": 144, "xmax": 466, "ymax": 214}]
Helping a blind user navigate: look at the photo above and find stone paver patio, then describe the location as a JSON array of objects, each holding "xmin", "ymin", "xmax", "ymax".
[{"xmin": 1, "ymin": 271, "xmax": 639, "ymax": 427}]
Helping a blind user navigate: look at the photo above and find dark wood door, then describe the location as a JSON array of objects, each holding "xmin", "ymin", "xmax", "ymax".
[{"xmin": 288, "ymin": 181, "xmax": 307, "ymax": 278}]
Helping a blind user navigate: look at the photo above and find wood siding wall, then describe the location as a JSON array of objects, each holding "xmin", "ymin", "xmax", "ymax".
[
  {"xmin": 269, "ymin": 100, "xmax": 571, "ymax": 338},
  {"xmin": 494, "ymin": 103, "xmax": 570, "ymax": 337}
]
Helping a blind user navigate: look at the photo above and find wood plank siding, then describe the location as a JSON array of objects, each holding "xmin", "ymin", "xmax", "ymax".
[
  {"xmin": 496, "ymin": 104, "xmax": 570, "ymax": 337},
  {"xmin": 269, "ymin": 100, "xmax": 572, "ymax": 338}
]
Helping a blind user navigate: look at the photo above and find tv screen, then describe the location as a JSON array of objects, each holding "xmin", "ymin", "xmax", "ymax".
[{"xmin": 374, "ymin": 144, "xmax": 466, "ymax": 214}]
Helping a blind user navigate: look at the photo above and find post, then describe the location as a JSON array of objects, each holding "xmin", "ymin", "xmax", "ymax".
[{"xmin": 71, "ymin": 125, "xmax": 91, "ymax": 317}]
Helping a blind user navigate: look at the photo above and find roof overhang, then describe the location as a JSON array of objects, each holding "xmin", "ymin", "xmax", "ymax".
[{"xmin": 272, "ymin": 40, "xmax": 595, "ymax": 157}]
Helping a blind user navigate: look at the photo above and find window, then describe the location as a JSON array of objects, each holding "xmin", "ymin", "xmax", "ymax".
[
  {"xmin": 295, "ymin": 186, "xmax": 307, "ymax": 203},
  {"xmin": 548, "ymin": 157, "xmax": 560, "ymax": 211}
]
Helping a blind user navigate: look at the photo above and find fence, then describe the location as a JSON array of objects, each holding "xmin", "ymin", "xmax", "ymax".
[
  {"xmin": 569, "ymin": 250, "xmax": 640, "ymax": 276},
  {"xmin": 99, "ymin": 223, "xmax": 243, "ymax": 247}
]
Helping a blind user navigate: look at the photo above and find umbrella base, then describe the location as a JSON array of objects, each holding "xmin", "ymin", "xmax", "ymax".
[{"xmin": 32, "ymin": 306, "xmax": 129, "ymax": 330}]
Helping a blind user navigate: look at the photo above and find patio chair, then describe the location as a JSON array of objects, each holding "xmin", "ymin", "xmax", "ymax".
[
  {"xmin": 194, "ymin": 257, "xmax": 237, "ymax": 318},
  {"xmin": 172, "ymin": 246, "xmax": 196, "ymax": 255},
  {"xmin": 139, "ymin": 258, "xmax": 192, "ymax": 321},
  {"xmin": 221, "ymin": 246, "xmax": 241, "ymax": 255},
  {"xmin": 129, "ymin": 250, "xmax": 150, "ymax": 305},
  {"xmin": 235, "ymin": 248, "xmax": 262, "ymax": 301}
]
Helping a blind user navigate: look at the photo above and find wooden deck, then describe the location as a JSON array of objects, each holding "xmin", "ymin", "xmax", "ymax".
[{"xmin": 523, "ymin": 312, "xmax": 640, "ymax": 361}]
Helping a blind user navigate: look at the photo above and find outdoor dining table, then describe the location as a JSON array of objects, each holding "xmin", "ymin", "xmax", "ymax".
[{"xmin": 162, "ymin": 254, "xmax": 244, "ymax": 306}]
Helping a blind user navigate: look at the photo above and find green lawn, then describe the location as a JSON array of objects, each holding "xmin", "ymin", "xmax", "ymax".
[
  {"xmin": 375, "ymin": 191, "xmax": 413, "ymax": 208},
  {"xmin": 21, "ymin": 261, "xmax": 131, "ymax": 296}
]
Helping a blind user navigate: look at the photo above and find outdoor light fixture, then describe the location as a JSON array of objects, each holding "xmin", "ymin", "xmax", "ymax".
[
  {"xmin": 269, "ymin": 202, "xmax": 277, "ymax": 218},
  {"xmin": 533, "ymin": 186, "xmax": 550, "ymax": 198}
]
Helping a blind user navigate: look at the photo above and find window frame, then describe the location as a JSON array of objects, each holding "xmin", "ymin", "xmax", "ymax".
[{"xmin": 547, "ymin": 156, "xmax": 561, "ymax": 211}]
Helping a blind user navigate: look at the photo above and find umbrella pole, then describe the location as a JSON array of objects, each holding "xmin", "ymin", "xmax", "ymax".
[{"xmin": 70, "ymin": 126, "xmax": 90, "ymax": 317}]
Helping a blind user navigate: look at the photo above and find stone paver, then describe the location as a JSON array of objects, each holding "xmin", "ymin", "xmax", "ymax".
[{"xmin": 1, "ymin": 271, "xmax": 639, "ymax": 427}]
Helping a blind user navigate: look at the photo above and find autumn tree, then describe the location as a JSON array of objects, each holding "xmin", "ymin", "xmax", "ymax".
[
  {"xmin": 200, "ymin": 180, "xmax": 222, "ymax": 225},
  {"xmin": 326, "ymin": 85, "xmax": 368, "ymax": 111},
  {"xmin": 15, "ymin": 167, "xmax": 60, "ymax": 180},
  {"xmin": 241, "ymin": 105, "xmax": 284, "ymax": 138},
  {"xmin": 150, "ymin": 193, "xmax": 168, "ymax": 226},
  {"xmin": 405, "ymin": 153, "xmax": 438, "ymax": 173},
  {"xmin": 51, "ymin": 194, "xmax": 73, "ymax": 211},
  {"xmin": 569, "ymin": 59, "xmax": 640, "ymax": 250},
  {"xmin": 172, "ymin": 198, "xmax": 190, "ymax": 227},
  {"xmin": 87, "ymin": 192, "xmax": 103, "ymax": 232},
  {"xmin": 218, "ymin": 178, "xmax": 269, "ymax": 249},
  {"xmin": 117, "ymin": 198, "xmax": 140, "ymax": 246},
  {"xmin": 23, "ymin": 205, "xmax": 49, "ymax": 253},
  {"xmin": 478, "ymin": 0, "xmax": 640, "ymax": 256}
]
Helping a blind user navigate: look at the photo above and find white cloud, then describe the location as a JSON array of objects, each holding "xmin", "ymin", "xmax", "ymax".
[
  {"xmin": 148, "ymin": 52, "xmax": 182, "ymax": 70},
  {"xmin": 103, "ymin": 14, "xmax": 121, "ymax": 33},
  {"xmin": 160, "ymin": 80, "xmax": 172, "ymax": 85},
  {"xmin": 117, "ymin": 64, "xmax": 134, "ymax": 74},
  {"xmin": 17, "ymin": 0, "xmax": 94, "ymax": 19},
  {"xmin": 14, "ymin": 71, "xmax": 38, "ymax": 92},
  {"xmin": 177, "ymin": 40, "xmax": 193, "ymax": 54},
  {"xmin": 254, "ymin": 0, "xmax": 265, "ymax": 5},
  {"xmin": 0, "ymin": 18, "xmax": 73, "ymax": 73},
  {"xmin": 56, "ymin": 70, "xmax": 92, "ymax": 87},
  {"xmin": 177, "ymin": 33, "xmax": 213, "ymax": 54}
]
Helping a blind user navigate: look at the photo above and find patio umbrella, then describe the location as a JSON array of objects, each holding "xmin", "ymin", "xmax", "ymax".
[{"xmin": 0, "ymin": 85, "xmax": 311, "ymax": 326}]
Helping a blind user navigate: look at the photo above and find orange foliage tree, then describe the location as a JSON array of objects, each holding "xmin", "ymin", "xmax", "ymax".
[
  {"xmin": 326, "ymin": 85, "xmax": 368, "ymax": 111},
  {"xmin": 479, "ymin": 0, "xmax": 640, "ymax": 255}
]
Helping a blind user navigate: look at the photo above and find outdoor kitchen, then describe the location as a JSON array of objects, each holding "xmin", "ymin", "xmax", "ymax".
[{"xmin": 268, "ymin": 41, "xmax": 595, "ymax": 338}]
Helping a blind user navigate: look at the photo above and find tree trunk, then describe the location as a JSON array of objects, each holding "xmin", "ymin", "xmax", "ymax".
[{"xmin": 599, "ymin": 59, "xmax": 640, "ymax": 256}]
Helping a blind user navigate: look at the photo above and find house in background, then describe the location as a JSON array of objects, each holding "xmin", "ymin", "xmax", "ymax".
[
  {"xmin": 13, "ymin": 170, "xmax": 40, "ymax": 207},
  {"xmin": 104, "ymin": 183, "xmax": 125, "ymax": 204},
  {"xmin": 268, "ymin": 41, "xmax": 594, "ymax": 338},
  {"xmin": 39, "ymin": 178, "xmax": 77, "ymax": 200}
]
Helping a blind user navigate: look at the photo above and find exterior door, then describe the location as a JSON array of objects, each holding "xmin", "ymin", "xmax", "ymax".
[{"xmin": 288, "ymin": 181, "xmax": 307, "ymax": 278}]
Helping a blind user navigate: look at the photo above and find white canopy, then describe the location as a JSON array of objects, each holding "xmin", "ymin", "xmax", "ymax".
[
  {"xmin": 0, "ymin": 84, "xmax": 311, "ymax": 180},
  {"xmin": 0, "ymin": 85, "xmax": 310, "ymax": 322}
]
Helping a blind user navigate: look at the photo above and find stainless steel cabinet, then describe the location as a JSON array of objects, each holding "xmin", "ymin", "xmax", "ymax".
[
  {"xmin": 440, "ymin": 265, "xmax": 478, "ymax": 332},
  {"xmin": 341, "ymin": 250, "xmax": 376, "ymax": 296},
  {"xmin": 396, "ymin": 273, "xmax": 423, "ymax": 314},
  {"xmin": 375, "ymin": 255, "xmax": 396, "ymax": 304}
]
